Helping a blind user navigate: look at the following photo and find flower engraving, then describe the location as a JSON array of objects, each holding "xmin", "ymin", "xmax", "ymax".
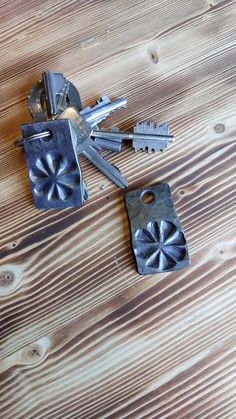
[
  {"xmin": 29, "ymin": 152, "xmax": 80, "ymax": 201},
  {"xmin": 135, "ymin": 220, "xmax": 186, "ymax": 270}
]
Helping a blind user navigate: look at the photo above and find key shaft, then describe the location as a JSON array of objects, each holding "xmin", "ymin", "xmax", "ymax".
[
  {"xmin": 92, "ymin": 129, "xmax": 175, "ymax": 142},
  {"xmin": 82, "ymin": 142, "xmax": 128, "ymax": 188}
]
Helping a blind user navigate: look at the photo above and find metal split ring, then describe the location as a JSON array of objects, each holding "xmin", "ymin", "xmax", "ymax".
[{"xmin": 15, "ymin": 130, "xmax": 51, "ymax": 147}]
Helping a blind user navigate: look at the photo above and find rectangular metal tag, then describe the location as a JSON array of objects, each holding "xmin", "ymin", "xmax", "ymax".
[
  {"xmin": 21, "ymin": 119, "xmax": 88, "ymax": 209},
  {"xmin": 125, "ymin": 183, "xmax": 190, "ymax": 274}
]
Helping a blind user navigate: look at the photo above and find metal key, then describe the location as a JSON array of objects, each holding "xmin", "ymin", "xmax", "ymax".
[
  {"xmin": 133, "ymin": 121, "xmax": 171, "ymax": 152},
  {"xmin": 91, "ymin": 122, "xmax": 175, "ymax": 153},
  {"xmin": 80, "ymin": 97, "xmax": 174, "ymax": 153},
  {"xmin": 58, "ymin": 107, "xmax": 128, "ymax": 188},
  {"xmin": 81, "ymin": 96, "xmax": 127, "ymax": 152},
  {"xmin": 81, "ymin": 96, "xmax": 127, "ymax": 128},
  {"xmin": 93, "ymin": 126, "xmax": 123, "ymax": 153}
]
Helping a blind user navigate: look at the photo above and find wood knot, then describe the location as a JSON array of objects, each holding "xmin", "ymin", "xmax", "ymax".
[
  {"xmin": 19, "ymin": 338, "xmax": 50, "ymax": 365},
  {"xmin": 0, "ymin": 265, "xmax": 22, "ymax": 296},
  {"xmin": 0, "ymin": 271, "xmax": 14, "ymax": 287},
  {"xmin": 148, "ymin": 48, "xmax": 159, "ymax": 64},
  {"xmin": 214, "ymin": 123, "xmax": 225, "ymax": 134}
]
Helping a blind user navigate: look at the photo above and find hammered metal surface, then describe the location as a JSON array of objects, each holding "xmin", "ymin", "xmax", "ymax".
[
  {"xmin": 21, "ymin": 119, "xmax": 87, "ymax": 209},
  {"xmin": 125, "ymin": 184, "xmax": 190, "ymax": 274}
]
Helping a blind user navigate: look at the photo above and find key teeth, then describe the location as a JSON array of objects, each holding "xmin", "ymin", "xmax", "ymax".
[
  {"xmin": 96, "ymin": 96, "xmax": 110, "ymax": 105},
  {"xmin": 133, "ymin": 140, "xmax": 168, "ymax": 153},
  {"xmin": 134, "ymin": 120, "xmax": 170, "ymax": 136},
  {"xmin": 100, "ymin": 95, "xmax": 110, "ymax": 104},
  {"xmin": 97, "ymin": 96, "xmax": 110, "ymax": 106},
  {"xmin": 82, "ymin": 96, "xmax": 111, "ymax": 114},
  {"xmin": 159, "ymin": 123, "xmax": 169, "ymax": 135}
]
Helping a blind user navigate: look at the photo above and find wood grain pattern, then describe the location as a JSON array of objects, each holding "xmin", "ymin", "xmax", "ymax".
[{"xmin": 0, "ymin": 0, "xmax": 236, "ymax": 417}]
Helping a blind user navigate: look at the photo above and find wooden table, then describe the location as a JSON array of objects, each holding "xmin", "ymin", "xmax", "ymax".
[{"xmin": 1, "ymin": 1, "xmax": 236, "ymax": 417}]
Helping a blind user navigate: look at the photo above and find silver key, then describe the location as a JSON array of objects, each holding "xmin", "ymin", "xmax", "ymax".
[
  {"xmin": 133, "ymin": 121, "xmax": 172, "ymax": 152},
  {"xmin": 58, "ymin": 107, "xmax": 128, "ymax": 188},
  {"xmin": 81, "ymin": 96, "xmax": 127, "ymax": 128},
  {"xmin": 91, "ymin": 122, "xmax": 175, "ymax": 153},
  {"xmin": 93, "ymin": 127, "xmax": 123, "ymax": 153},
  {"xmin": 81, "ymin": 96, "xmax": 127, "ymax": 152}
]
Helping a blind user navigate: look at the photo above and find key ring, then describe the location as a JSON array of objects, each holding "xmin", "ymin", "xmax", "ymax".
[
  {"xmin": 28, "ymin": 72, "xmax": 82, "ymax": 121},
  {"xmin": 15, "ymin": 130, "xmax": 51, "ymax": 146}
]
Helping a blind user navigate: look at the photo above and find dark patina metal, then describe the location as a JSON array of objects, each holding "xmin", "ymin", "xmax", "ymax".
[
  {"xmin": 125, "ymin": 183, "xmax": 190, "ymax": 274},
  {"xmin": 21, "ymin": 119, "xmax": 88, "ymax": 209}
]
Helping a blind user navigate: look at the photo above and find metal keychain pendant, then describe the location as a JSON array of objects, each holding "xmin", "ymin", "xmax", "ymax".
[
  {"xmin": 125, "ymin": 184, "xmax": 190, "ymax": 274},
  {"xmin": 21, "ymin": 119, "xmax": 88, "ymax": 209}
]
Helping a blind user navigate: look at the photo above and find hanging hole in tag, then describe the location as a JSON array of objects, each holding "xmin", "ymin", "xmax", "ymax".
[{"xmin": 141, "ymin": 190, "xmax": 155, "ymax": 204}]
